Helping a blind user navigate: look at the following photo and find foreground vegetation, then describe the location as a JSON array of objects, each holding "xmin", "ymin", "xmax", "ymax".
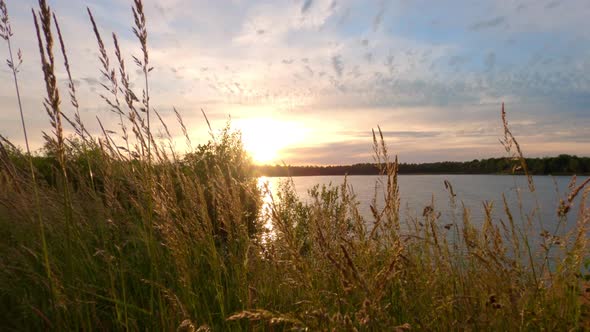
[
  {"xmin": 256, "ymin": 154, "xmax": 590, "ymax": 177},
  {"xmin": 1, "ymin": 0, "xmax": 590, "ymax": 330}
]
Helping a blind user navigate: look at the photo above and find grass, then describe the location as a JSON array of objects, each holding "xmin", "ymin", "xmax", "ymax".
[{"xmin": 1, "ymin": 0, "xmax": 590, "ymax": 330}]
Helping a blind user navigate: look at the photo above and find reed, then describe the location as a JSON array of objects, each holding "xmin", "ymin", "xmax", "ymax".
[
  {"xmin": 0, "ymin": 0, "xmax": 58, "ymax": 322},
  {"xmin": 0, "ymin": 0, "xmax": 588, "ymax": 330}
]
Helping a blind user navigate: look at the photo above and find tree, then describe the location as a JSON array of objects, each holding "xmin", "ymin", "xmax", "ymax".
[{"xmin": 184, "ymin": 125, "xmax": 262, "ymax": 243}]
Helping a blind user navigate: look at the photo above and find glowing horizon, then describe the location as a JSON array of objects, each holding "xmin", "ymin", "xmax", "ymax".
[{"xmin": 233, "ymin": 117, "xmax": 308, "ymax": 165}]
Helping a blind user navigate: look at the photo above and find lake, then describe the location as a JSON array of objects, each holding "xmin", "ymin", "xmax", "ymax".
[{"xmin": 258, "ymin": 174, "xmax": 587, "ymax": 236}]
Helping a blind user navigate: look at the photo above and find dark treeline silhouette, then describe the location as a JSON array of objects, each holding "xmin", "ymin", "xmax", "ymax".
[{"xmin": 256, "ymin": 154, "xmax": 590, "ymax": 177}]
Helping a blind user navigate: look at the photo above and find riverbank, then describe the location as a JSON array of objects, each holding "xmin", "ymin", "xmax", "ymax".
[{"xmin": 255, "ymin": 155, "xmax": 590, "ymax": 177}]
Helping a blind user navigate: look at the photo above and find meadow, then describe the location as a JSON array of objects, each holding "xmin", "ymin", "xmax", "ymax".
[{"xmin": 1, "ymin": 0, "xmax": 589, "ymax": 330}]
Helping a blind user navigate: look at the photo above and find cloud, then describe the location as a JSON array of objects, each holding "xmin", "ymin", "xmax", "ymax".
[
  {"xmin": 341, "ymin": 130, "xmax": 443, "ymax": 139},
  {"xmin": 301, "ymin": 0, "xmax": 314, "ymax": 14},
  {"xmin": 282, "ymin": 141, "xmax": 373, "ymax": 165},
  {"xmin": 373, "ymin": 2, "xmax": 387, "ymax": 32},
  {"xmin": 545, "ymin": 1, "xmax": 561, "ymax": 9},
  {"xmin": 280, "ymin": 129, "xmax": 506, "ymax": 164},
  {"xmin": 329, "ymin": 1, "xmax": 338, "ymax": 10},
  {"xmin": 154, "ymin": 3, "xmax": 172, "ymax": 17},
  {"xmin": 81, "ymin": 77, "xmax": 100, "ymax": 87},
  {"xmin": 469, "ymin": 16, "xmax": 506, "ymax": 31},
  {"xmin": 448, "ymin": 55, "xmax": 469, "ymax": 68},
  {"xmin": 331, "ymin": 55, "xmax": 344, "ymax": 77}
]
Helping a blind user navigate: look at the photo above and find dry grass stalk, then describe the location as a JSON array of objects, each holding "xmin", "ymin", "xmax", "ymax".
[
  {"xmin": 131, "ymin": 0, "xmax": 152, "ymax": 161},
  {"xmin": 2, "ymin": 0, "xmax": 59, "ymax": 310},
  {"xmin": 52, "ymin": 13, "xmax": 91, "ymax": 142},
  {"xmin": 500, "ymin": 102, "xmax": 535, "ymax": 193},
  {"xmin": 33, "ymin": 2, "xmax": 63, "ymax": 152},
  {"xmin": 1, "ymin": 0, "xmax": 28, "ymax": 155}
]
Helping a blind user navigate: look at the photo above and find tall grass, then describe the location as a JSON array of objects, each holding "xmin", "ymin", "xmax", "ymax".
[{"xmin": 0, "ymin": 0, "xmax": 589, "ymax": 330}]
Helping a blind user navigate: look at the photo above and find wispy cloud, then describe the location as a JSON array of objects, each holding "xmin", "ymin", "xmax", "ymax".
[
  {"xmin": 545, "ymin": 1, "xmax": 561, "ymax": 9},
  {"xmin": 301, "ymin": 0, "xmax": 314, "ymax": 14},
  {"xmin": 372, "ymin": 1, "xmax": 387, "ymax": 31},
  {"xmin": 469, "ymin": 16, "xmax": 506, "ymax": 31},
  {"xmin": 331, "ymin": 54, "xmax": 344, "ymax": 77}
]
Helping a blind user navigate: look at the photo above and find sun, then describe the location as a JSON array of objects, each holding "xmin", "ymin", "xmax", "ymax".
[{"xmin": 234, "ymin": 118, "xmax": 306, "ymax": 164}]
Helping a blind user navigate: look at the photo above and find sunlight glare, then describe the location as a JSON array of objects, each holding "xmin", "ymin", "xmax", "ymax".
[{"xmin": 235, "ymin": 118, "xmax": 307, "ymax": 164}]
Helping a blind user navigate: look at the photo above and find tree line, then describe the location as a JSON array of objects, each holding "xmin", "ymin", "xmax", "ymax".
[{"xmin": 256, "ymin": 154, "xmax": 590, "ymax": 177}]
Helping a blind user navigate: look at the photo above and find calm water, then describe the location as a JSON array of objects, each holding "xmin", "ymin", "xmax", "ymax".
[{"xmin": 259, "ymin": 174, "xmax": 587, "ymax": 234}]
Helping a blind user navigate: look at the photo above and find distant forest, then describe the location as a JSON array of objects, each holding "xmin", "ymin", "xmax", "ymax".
[{"xmin": 255, "ymin": 155, "xmax": 590, "ymax": 177}]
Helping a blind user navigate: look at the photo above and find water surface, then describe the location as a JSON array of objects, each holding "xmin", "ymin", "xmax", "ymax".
[{"xmin": 259, "ymin": 174, "xmax": 587, "ymax": 235}]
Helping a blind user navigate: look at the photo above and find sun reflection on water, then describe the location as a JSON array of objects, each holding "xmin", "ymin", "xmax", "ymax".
[{"xmin": 257, "ymin": 176, "xmax": 276, "ymax": 242}]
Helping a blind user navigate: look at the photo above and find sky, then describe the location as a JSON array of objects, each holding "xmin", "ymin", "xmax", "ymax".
[{"xmin": 0, "ymin": 0, "xmax": 589, "ymax": 165}]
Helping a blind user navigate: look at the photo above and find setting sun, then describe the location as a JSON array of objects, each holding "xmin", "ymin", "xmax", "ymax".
[{"xmin": 234, "ymin": 118, "xmax": 307, "ymax": 164}]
